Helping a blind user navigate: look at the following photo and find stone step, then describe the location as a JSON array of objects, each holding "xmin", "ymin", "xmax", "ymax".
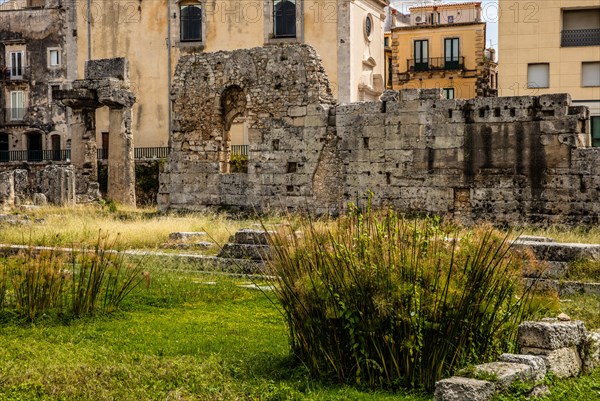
[
  {"xmin": 168, "ymin": 232, "xmax": 208, "ymax": 241},
  {"xmin": 513, "ymin": 240, "xmax": 600, "ymax": 263},
  {"xmin": 522, "ymin": 261, "xmax": 569, "ymax": 279},
  {"xmin": 218, "ymin": 243, "xmax": 270, "ymax": 260},
  {"xmin": 230, "ymin": 229, "xmax": 274, "ymax": 246}
]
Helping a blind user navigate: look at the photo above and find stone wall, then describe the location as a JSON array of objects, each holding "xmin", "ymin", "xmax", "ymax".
[
  {"xmin": 160, "ymin": 44, "xmax": 598, "ymax": 225},
  {"xmin": 0, "ymin": 163, "xmax": 75, "ymax": 208}
]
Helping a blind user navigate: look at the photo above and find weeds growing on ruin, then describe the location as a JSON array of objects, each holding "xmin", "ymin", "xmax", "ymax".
[
  {"xmin": 265, "ymin": 204, "xmax": 538, "ymax": 391},
  {"xmin": 0, "ymin": 234, "xmax": 146, "ymax": 321}
]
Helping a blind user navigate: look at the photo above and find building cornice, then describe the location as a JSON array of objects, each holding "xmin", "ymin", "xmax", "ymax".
[{"xmin": 391, "ymin": 21, "xmax": 485, "ymax": 32}]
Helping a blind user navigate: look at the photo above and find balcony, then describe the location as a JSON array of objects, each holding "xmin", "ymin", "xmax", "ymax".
[
  {"xmin": 3, "ymin": 107, "xmax": 28, "ymax": 124},
  {"xmin": 561, "ymin": 29, "xmax": 600, "ymax": 47},
  {"xmin": 407, "ymin": 57, "xmax": 465, "ymax": 73},
  {"xmin": 0, "ymin": 149, "xmax": 71, "ymax": 163},
  {"xmin": 1, "ymin": 67, "xmax": 31, "ymax": 83}
]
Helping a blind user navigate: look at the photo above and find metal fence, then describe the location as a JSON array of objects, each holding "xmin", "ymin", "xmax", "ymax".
[
  {"xmin": 408, "ymin": 57, "xmax": 465, "ymax": 72},
  {"xmin": 0, "ymin": 149, "xmax": 70, "ymax": 162},
  {"xmin": 231, "ymin": 145, "xmax": 249, "ymax": 156},
  {"xmin": 97, "ymin": 147, "xmax": 171, "ymax": 160}
]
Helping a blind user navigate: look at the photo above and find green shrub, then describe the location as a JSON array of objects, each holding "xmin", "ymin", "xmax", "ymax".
[
  {"xmin": 230, "ymin": 154, "xmax": 248, "ymax": 173},
  {"xmin": 265, "ymin": 205, "xmax": 536, "ymax": 391},
  {"xmin": 0, "ymin": 234, "xmax": 146, "ymax": 321}
]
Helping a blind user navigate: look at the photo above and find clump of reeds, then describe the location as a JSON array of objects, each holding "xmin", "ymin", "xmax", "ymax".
[
  {"xmin": 265, "ymin": 204, "xmax": 538, "ymax": 391},
  {"xmin": 0, "ymin": 233, "xmax": 146, "ymax": 321}
]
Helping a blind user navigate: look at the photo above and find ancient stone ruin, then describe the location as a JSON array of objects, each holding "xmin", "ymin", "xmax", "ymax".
[
  {"xmin": 54, "ymin": 58, "xmax": 136, "ymax": 206},
  {"xmin": 160, "ymin": 43, "xmax": 598, "ymax": 225}
]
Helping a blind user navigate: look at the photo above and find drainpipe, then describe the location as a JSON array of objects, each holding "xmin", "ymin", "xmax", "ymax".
[
  {"xmin": 167, "ymin": 0, "xmax": 173, "ymax": 140},
  {"xmin": 87, "ymin": 0, "xmax": 91, "ymax": 60},
  {"xmin": 300, "ymin": 0, "xmax": 305, "ymax": 44}
]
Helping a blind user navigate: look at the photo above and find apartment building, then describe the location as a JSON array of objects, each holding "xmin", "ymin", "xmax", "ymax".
[
  {"xmin": 80, "ymin": 0, "xmax": 389, "ymax": 149},
  {"xmin": 498, "ymin": 0, "xmax": 600, "ymax": 145},
  {"xmin": 0, "ymin": 0, "xmax": 76, "ymax": 162},
  {"xmin": 390, "ymin": 2, "xmax": 497, "ymax": 99}
]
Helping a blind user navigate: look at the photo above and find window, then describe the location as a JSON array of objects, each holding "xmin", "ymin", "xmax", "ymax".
[
  {"xmin": 387, "ymin": 57, "xmax": 393, "ymax": 86},
  {"xmin": 180, "ymin": 4, "xmax": 202, "ymax": 41},
  {"xmin": 448, "ymin": 15, "xmax": 454, "ymax": 24},
  {"xmin": 443, "ymin": 88, "xmax": 455, "ymax": 99},
  {"xmin": 444, "ymin": 38, "xmax": 460, "ymax": 69},
  {"xmin": 561, "ymin": 9, "xmax": 600, "ymax": 47},
  {"xmin": 48, "ymin": 48, "xmax": 61, "ymax": 67},
  {"xmin": 274, "ymin": 0, "xmax": 296, "ymax": 38},
  {"xmin": 527, "ymin": 63, "xmax": 550, "ymax": 88},
  {"xmin": 364, "ymin": 14, "xmax": 373, "ymax": 41},
  {"xmin": 414, "ymin": 40, "xmax": 429, "ymax": 71},
  {"xmin": 384, "ymin": 37, "xmax": 389, "ymax": 47},
  {"xmin": 582, "ymin": 62, "xmax": 600, "ymax": 87},
  {"xmin": 9, "ymin": 51, "xmax": 24, "ymax": 79},
  {"xmin": 592, "ymin": 116, "xmax": 600, "ymax": 148},
  {"xmin": 10, "ymin": 91, "xmax": 25, "ymax": 121}
]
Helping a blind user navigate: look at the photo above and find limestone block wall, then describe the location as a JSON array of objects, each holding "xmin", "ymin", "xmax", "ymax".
[{"xmin": 160, "ymin": 44, "xmax": 599, "ymax": 225}]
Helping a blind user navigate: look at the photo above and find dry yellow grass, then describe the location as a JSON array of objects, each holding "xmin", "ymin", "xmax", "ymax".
[
  {"xmin": 0, "ymin": 204, "xmax": 257, "ymax": 250},
  {"xmin": 521, "ymin": 225, "xmax": 600, "ymax": 245}
]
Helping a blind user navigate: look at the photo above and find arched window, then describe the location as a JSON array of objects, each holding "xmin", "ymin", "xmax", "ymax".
[
  {"xmin": 181, "ymin": 4, "xmax": 202, "ymax": 42},
  {"xmin": 274, "ymin": 0, "xmax": 296, "ymax": 38}
]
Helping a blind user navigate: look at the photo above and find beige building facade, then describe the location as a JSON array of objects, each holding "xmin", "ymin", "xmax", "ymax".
[
  {"xmin": 77, "ymin": 0, "xmax": 389, "ymax": 149},
  {"xmin": 498, "ymin": 0, "xmax": 600, "ymax": 145},
  {"xmin": 390, "ymin": 2, "xmax": 497, "ymax": 99}
]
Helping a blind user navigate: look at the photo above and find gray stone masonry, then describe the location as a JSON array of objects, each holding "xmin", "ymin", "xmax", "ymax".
[
  {"xmin": 472, "ymin": 362, "xmax": 534, "ymax": 391},
  {"xmin": 0, "ymin": 166, "xmax": 75, "ymax": 208},
  {"xmin": 217, "ymin": 229, "xmax": 274, "ymax": 261},
  {"xmin": 54, "ymin": 58, "xmax": 136, "ymax": 206},
  {"xmin": 434, "ymin": 377, "xmax": 495, "ymax": 401},
  {"xmin": 583, "ymin": 331, "xmax": 600, "ymax": 374},
  {"xmin": 520, "ymin": 346, "xmax": 582, "ymax": 378},
  {"xmin": 518, "ymin": 320, "xmax": 586, "ymax": 350},
  {"xmin": 498, "ymin": 354, "xmax": 547, "ymax": 382},
  {"xmin": 161, "ymin": 44, "xmax": 598, "ymax": 225}
]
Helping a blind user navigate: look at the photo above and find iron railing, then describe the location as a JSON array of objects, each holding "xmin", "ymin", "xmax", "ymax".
[
  {"xmin": 0, "ymin": 149, "xmax": 70, "ymax": 163},
  {"xmin": 3, "ymin": 107, "xmax": 28, "ymax": 123},
  {"xmin": 0, "ymin": 67, "xmax": 31, "ymax": 82},
  {"xmin": 561, "ymin": 29, "xmax": 600, "ymax": 47},
  {"xmin": 231, "ymin": 145, "xmax": 249, "ymax": 156},
  {"xmin": 407, "ymin": 56, "xmax": 465, "ymax": 72},
  {"xmin": 97, "ymin": 147, "xmax": 171, "ymax": 160}
]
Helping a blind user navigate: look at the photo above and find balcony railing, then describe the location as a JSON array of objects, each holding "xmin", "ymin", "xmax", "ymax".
[
  {"xmin": 561, "ymin": 29, "xmax": 600, "ymax": 47},
  {"xmin": 97, "ymin": 147, "xmax": 171, "ymax": 160},
  {"xmin": 2, "ymin": 107, "xmax": 28, "ymax": 123},
  {"xmin": 231, "ymin": 145, "xmax": 249, "ymax": 156},
  {"xmin": 407, "ymin": 57, "xmax": 465, "ymax": 73},
  {"xmin": 0, "ymin": 149, "xmax": 70, "ymax": 163},
  {"xmin": 1, "ymin": 67, "xmax": 31, "ymax": 82}
]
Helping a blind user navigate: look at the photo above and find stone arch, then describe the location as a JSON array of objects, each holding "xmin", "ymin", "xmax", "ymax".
[
  {"xmin": 221, "ymin": 85, "xmax": 247, "ymax": 131},
  {"xmin": 220, "ymin": 85, "xmax": 249, "ymax": 174}
]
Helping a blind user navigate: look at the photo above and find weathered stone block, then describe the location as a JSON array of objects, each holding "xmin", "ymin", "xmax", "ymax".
[
  {"xmin": 521, "ymin": 347, "xmax": 582, "ymax": 378},
  {"xmin": 434, "ymin": 377, "xmax": 495, "ymax": 401},
  {"xmin": 85, "ymin": 57, "xmax": 129, "ymax": 81},
  {"xmin": 231, "ymin": 229, "xmax": 273, "ymax": 245},
  {"xmin": 169, "ymin": 232, "xmax": 208, "ymax": 241},
  {"xmin": 583, "ymin": 330, "xmax": 600, "ymax": 374},
  {"xmin": 218, "ymin": 243, "xmax": 270, "ymax": 260},
  {"xmin": 0, "ymin": 172, "xmax": 15, "ymax": 209},
  {"xmin": 518, "ymin": 320, "xmax": 586, "ymax": 350},
  {"xmin": 499, "ymin": 354, "xmax": 547, "ymax": 382},
  {"xmin": 472, "ymin": 362, "xmax": 534, "ymax": 390}
]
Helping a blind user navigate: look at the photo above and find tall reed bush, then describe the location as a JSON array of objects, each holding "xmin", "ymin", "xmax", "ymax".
[
  {"xmin": 0, "ymin": 234, "xmax": 146, "ymax": 321},
  {"xmin": 266, "ymin": 205, "xmax": 536, "ymax": 391}
]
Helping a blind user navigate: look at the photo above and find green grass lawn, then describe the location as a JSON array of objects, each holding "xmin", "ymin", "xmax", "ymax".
[
  {"xmin": 0, "ymin": 267, "xmax": 597, "ymax": 401},
  {"xmin": 0, "ymin": 268, "xmax": 430, "ymax": 401}
]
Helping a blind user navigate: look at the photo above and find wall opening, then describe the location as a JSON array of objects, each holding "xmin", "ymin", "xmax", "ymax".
[
  {"xmin": 51, "ymin": 134, "xmax": 61, "ymax": 161},
  {"xmin": 26, "ymin": 132, "xmax": 42, "ymax": 161},
  {"xmin": 0, "ymin": 133, "xmax": 9, "ymax": 162},
  {"xmin": 221, "ymin": 85, "xmax": 248, "ymax": 174}
]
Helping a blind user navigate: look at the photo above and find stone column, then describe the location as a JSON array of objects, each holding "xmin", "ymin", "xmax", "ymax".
[
  {"xmin": 107, "ymin": 106, "xmax": 136, "ymax": 206},
  {"xmin": 68, "ymin": 107, "xmax": 98, "ymax": 195}
]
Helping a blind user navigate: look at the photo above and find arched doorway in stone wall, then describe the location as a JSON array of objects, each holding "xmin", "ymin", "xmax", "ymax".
[{"xmin": 220, "ymin": 85, "xmax": 248, "ymax": 174}]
